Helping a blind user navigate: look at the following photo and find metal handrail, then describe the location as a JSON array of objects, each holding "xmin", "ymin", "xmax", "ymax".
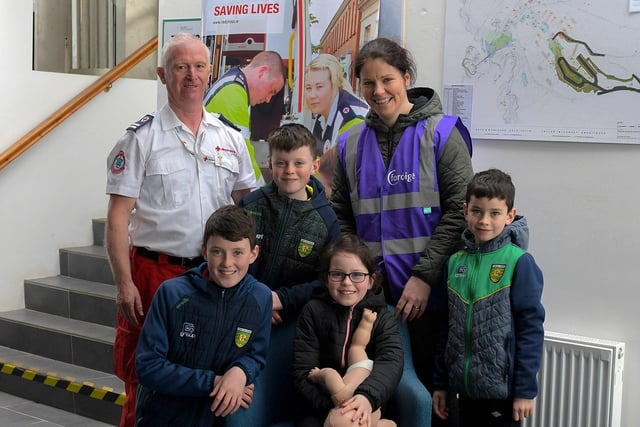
[{"xmin": 0, "ymin": 35, "xmax": 158, "ymax": 172}]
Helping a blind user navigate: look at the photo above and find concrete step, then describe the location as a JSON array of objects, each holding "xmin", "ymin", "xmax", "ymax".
[
  {"xmin": 0, "ymin": 217, "xmax": 121, "ymax": 424},
  {"xmin": 59, "ymin": 245, "xmax": 114, "ymax": 285},
  {"xmin": 0, "ymin": 310, "xmax": 114, "ymax": 374},
  {"xmin": 0, "ymin": 345, "xmax": 122, "ymax": 425},
  {"xmin": 24, "ymin": 275, "xmax": 116, "ymax": 328}
]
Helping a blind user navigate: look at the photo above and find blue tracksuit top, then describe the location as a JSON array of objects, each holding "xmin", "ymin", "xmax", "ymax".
[{"xmin": 135, "ymin": 263, "xmax": 272, "ymax": 426}]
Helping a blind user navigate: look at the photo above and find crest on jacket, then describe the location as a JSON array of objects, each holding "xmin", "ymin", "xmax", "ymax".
[
  {"xmin": 235, "ymin": 327, "xmax": 252, "ymax": 348},
  {"xmin": 298, "ymin": 238, "xmax": 314, "ymax": 258},
  {"xmin": 489, "ymin": 264, "xmax": 506, "ymax": 283}
]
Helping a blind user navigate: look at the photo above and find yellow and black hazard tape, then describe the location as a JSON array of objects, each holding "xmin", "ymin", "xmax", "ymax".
[{"xmin": 0, "ymin": 360, "xmax": 125, "ymax": 406}]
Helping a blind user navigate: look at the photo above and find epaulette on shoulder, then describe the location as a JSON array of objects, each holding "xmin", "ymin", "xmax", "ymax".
[
  {"xmin": 216, "ymin": 113, "xmax": 241, "ymax": 132},
  {"xmin": 126, "ymin": 114, "xmax": 154, "ymax": 132}
]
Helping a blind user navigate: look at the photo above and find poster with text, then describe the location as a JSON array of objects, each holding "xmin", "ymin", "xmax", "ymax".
[{"xmin": 200, "ymin": 0, "xmax": 383, "ymax": 195}]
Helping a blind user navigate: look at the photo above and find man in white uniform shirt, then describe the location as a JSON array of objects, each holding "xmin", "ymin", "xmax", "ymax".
[{"xmin": 105, "ymin": 33, "xmax": 256, "ymax": 427}]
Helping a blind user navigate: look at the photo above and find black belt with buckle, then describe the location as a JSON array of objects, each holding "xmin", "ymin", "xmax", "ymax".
[{"xmin": 135, "ymin": 247, "xmax": 204, "ymax": 269}]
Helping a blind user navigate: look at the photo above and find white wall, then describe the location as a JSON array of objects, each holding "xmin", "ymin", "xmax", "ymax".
[
  {"xmin": 0, "ymin": 1, "xmax": 156, "ymax": 310},
  {"xmin": 407, "ymin": 2, "xmax": 639, "ymax": 426},
  {"xmin": 1, "ymin": 0, "xmax": 636, "ymax": 425}
]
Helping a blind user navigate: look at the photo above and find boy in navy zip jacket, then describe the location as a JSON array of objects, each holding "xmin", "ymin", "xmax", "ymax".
[
  {"xmin": 234, "ymin": 124, "xmax": 340, "ymax": 424},
  {"xmin": 238, "ymin": 123, "xmax": 340, "ymax": 324},
  {"xmin": 433, "ymin": 169, "xmax": 545, "ymax": 427},
  {"xmin": 135, "ymin": 206, "xmax": 272, "ymax": 426}
]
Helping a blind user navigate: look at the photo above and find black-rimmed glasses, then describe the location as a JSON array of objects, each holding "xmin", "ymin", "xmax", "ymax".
[{"xmin": 327, "ymin": 271, "xmax": 369, "ymax": 283}]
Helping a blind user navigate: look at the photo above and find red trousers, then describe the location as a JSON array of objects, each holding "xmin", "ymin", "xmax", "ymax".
[{"xmin": 114, "ymin": 251, "xmax": 188, "ymax": 427}]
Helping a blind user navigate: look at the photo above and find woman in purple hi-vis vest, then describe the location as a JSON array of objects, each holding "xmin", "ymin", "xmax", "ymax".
[{"xmin": 331, "ymin": 37, "xmax": 473, "ymax": 427}]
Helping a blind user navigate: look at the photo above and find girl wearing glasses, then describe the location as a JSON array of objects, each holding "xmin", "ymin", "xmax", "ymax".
[{"xmin": 293, "ymin": 235, "xmax": 402, "ymax": 427}]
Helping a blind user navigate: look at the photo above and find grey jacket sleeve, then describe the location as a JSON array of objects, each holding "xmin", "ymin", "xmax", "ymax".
[{"xmin": 412, "ymin": 129, "xmax": 473, "ymax": 287}]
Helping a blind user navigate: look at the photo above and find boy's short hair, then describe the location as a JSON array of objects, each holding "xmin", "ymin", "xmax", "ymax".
[
  {"xmin": 203, "ymin": 205, "xmax": 257, "ymax": 247},
  {"xmin": 466, "ymin": 168, "xmax": 516, "ymax": 211},
  {"xmin": 267, "ymin": 123, "xmax": 317, "ymax": 158}
]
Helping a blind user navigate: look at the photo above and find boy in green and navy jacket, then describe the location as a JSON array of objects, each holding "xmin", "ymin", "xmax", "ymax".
[{"xmin": 433, "ymin": 169, "xmax": 545, "ymax": 427}]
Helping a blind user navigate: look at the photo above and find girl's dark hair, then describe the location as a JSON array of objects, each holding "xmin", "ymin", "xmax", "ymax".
[
  {"xmin": 355, "ymin": 37, "xmax": 416, "ymax": 86},
  {"xmin": 319, "ymin": 235, "xmax": 380, "ymax": 289}
]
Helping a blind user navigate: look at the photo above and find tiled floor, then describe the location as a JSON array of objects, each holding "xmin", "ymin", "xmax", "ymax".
[{"xmin": 0, "ymin": 391, "xmax": 113, "ymax": 426}]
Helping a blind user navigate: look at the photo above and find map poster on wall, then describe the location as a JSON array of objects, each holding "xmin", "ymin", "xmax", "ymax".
[{"xmin": 442, "ymin": 0, "xmax": 640, "ymax": 144}]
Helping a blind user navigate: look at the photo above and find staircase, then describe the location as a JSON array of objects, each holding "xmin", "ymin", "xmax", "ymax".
[{"xmin": 0, "ymin": 218, "xmax": 123, "ymax": 425}]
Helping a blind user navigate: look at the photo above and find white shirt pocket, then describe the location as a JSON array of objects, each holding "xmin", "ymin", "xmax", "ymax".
[{"xmin": 143, "ymin": 155, "xmax": 193, "ymax": 208}]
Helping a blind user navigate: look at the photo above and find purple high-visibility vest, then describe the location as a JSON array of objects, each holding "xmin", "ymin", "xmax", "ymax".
[{"xmin": 338, "ymin": 115, "xmax": 471, "ymax": 303}]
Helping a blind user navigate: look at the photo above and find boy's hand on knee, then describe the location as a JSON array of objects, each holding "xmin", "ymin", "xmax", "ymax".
[
  {"xmin": 210, "ymin": 366, "xmax": 247, "ymax": 417},
  {"xmin": 240, "ymin": 383, "xmax": 254, "ymax": 408}
]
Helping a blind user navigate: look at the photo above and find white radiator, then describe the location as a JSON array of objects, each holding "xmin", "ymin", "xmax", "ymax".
[{"xmin": 524, "ymin": 331, "xmax": 625, "ymax": 427}]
